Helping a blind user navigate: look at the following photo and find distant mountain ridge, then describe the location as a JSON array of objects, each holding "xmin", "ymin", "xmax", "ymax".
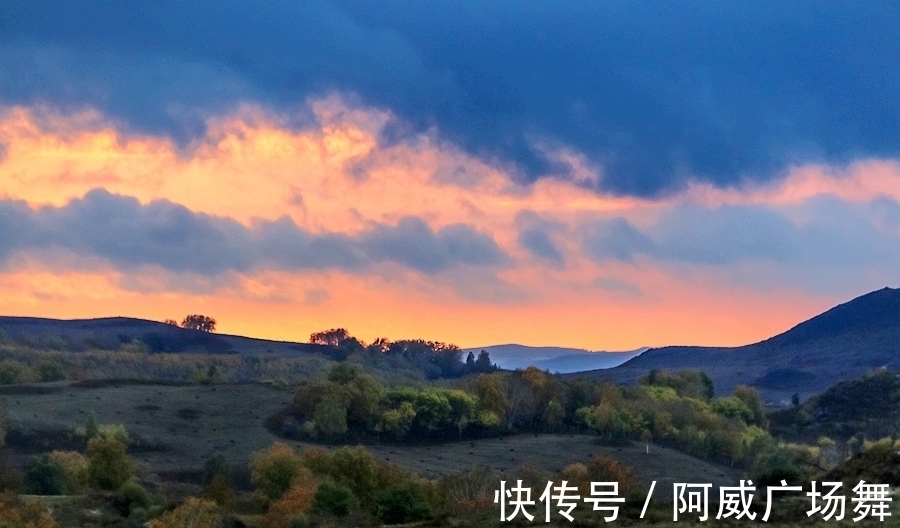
[
  {"xmin": 579, "ymin": 287, "xmax": 900, "ymax": 402},
  {"xmin": 465, "ymin": 344, "xmax": 645, "ymax": 373}
]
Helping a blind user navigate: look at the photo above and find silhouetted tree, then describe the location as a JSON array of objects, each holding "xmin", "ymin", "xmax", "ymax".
[
  {"xmin": 310, "ymin": 328, "xmax": 350, "ymax": 346},
  {"xmin": 368, "ymin": 337, "xmax": 391, "ymax": 353},
  {"xmin": 163, "ymin": 319, "xmax": 179, "ymax": 326},
  {"xmin": 181, "ymin": 315, "xmax": 217, "ymax": 332},
  {"xmin": 475, "ymin": 350, "xmax": 495, "ymax": 373}
]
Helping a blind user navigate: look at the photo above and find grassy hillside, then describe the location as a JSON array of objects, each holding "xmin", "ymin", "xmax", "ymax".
[
  {"xmin": 0, "ymin": 316, "xmax": 331, "ymax": 356},
  {"xmin": 2, "ymin": 380, "xmax": 742, "ymax": 488},
  {"xmin": 577, "ymin": 287, "xmax": 900, "ymax": 402},
  {"xmin": 770, "ymin": 369, "xmax": 900, "ymax": 443}
]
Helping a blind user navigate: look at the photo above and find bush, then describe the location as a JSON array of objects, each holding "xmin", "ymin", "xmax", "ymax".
[
  {"xmin": 203, "ymin": 454, "xmax": 229, "ymax": 485},
  {"xmin": 48, "ymin": 451, "xmax": 88, "ymax": 493},
  {"xmin": 0, "ymin": 361, "xmax": 23, "ymax": 385},
  {"xmin": 438, "ymin": 467, "xmax": 500, "ymax": 512},
  {"xmin": 261, "ymin": 476, "xmax": 318, "ymax": 528},
  {"xmin": 372, "ymin": 482, "xmax": 432, "ymax": 524},
  {"xmin": 23, "ymin": 455, "xmax": 67, "ymax": 495},
  {"xmin": 86, "ymin": 435, "xmax": 133, "ymax": 490},
  {"xmin": 35, "ymin": 360, "xmax": 66, "ymax": 382},
  {"xmin": 78, "ymin": 412, "xmax": 100, "ymax": 440},
  {"xmin": 250, "ymin": 443, "xmax": 305, "ymax": 502},
  {"xmin": 121, "ymin": 479, "xmax": 151, "ymax": 511},
  {"xmin": 321, "ymin": 446, "xmax": 383, "ymax": 507},
  {"xmin": 149, "ymin": 498, "xmax": 221, "ymax": 528},
  {"xmin": 0, "ymin": 492, "xmax": 59, "ymax": 528},
  {"xmin": 203, "ymin": 473, "xmax": 235, "ymax": 510},
  {"xmin": 313, "ymin": 481, "xmax": 356, "ymax": 517},
  {"xmin": 312, "ymin": 393, "xmax": 348, "ymax": 437},
  {"xmin": 754, "ymin": 449, "xmax": 803, "ymax": 488},
  {"xmin": 0, "ymin": 452, "xmax": 22, "ymax": 493},
  {"xmin": 585, "ymin": 455, "xmax": 643, "ymax": 495},
  {"xmin": 101, "ymin": 424, "xmax": 130, "ymax": 444}
]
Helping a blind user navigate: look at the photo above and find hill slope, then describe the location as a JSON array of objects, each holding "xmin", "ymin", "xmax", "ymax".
[
  {"xmin": 0, "ymin": 315, "xmax": 328, "ymax": 356},
  {"xmin": 575, "ymin": 287, "xmax": 900, "ymax": 402},
  {"xmin": 769, "ymin": 370, "xmax": 900, "ymax": 443}
]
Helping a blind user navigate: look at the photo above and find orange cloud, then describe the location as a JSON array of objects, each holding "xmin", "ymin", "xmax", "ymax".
[{"xmin": 0, "ymin": 99, "xmax": 896, "ymax": 350}]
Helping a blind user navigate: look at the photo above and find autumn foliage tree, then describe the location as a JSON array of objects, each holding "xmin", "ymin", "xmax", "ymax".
[
  {"xmin": 149, "ymin": 498, "xmax": 222, "ymax": 528},
  {"xmin": 86, "ymin": 434, "xmax": 133, "ymax": 490},
  {"xmin": 0, "ymin": 492, "xmax": 60, "ymax": 528},
  {"xmin": 260, "ymin": 473, "xmax": 319, "ymax": 528},
  {"xmin": 250, "ymin": 442, "xmax": 306, "ymax": 502}
]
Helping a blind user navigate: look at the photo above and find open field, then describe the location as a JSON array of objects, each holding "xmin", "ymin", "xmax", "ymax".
[{"xmin": 3, "ymin": 381, "xmax": 744, "ymax": 491}]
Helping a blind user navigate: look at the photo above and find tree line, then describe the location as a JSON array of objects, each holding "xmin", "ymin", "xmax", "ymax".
[
  {"xmin": 309, "ymin": 328, "xmax": 497, "ymax": 379},
  {"xmin": 289, "ymin": 365, "xmax": 818, "ymax": 485}
]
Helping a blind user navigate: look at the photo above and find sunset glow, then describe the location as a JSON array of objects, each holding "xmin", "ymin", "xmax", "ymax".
[{"xmin": 2, "ymin": 3, "xmax": 899, "ymax": 350}]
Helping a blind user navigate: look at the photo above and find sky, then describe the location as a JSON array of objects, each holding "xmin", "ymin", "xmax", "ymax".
[{"xmin": 1, "ymin": 1, "xmax": 899, "ymax": 350}]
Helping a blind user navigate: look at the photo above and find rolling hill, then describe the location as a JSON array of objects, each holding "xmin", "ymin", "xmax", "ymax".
[
  {"xmin": 0, "ymin": 316, "xmax": 646, "ymax": 372},
  {"xmin": 574, "ymin": 287, "xmax": 900, "ymax": 403},
  {"xmin": 6, "ymin": 286, "xmax": 900, "ymax": 402},
  {"xmin": 0, "ymin": 315, "xmax": 329, "ymax": 356}
]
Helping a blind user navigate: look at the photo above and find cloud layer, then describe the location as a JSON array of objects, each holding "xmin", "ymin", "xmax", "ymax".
[
  {"xmin": 3, "ymin": 1, "xmax": 899, "ymax": 195},
  {"xmin": 0, "ymin": 190, "xmax": 508, "ymax": 276}
]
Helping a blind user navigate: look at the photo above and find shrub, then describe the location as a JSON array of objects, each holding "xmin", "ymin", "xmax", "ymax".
[
  {"xmin": 261, "ymin": 475, "xmax": 318, "ymax": 528},
  {"xmin": 48, "ymin": 451, "xmax": 88, "ymax": 493},
  {"xmin": 372, "ymin": 482, "xmax": 432, "ymax": 524},
  {"xmin": 312, "ymin": 393, "xmax": 348, "ymax": 437},
  {"xmin": 512, "ymin": 460, "xmax": 554, "ymax": 490},
  {"xmin": 35, "ymin": 360, "xmax": 66, "ymax": 382},
  {"xmin": 149, "ymin": 497, "xmax": 221, "ymax": 528},
  {"xmin": 98, "ymin": 424, "xmax": 130, "ymax": 444},
  {"xmin": 23, "ymin": 455, "xmax": 67, "ymax": 495},
  {"xmin": 313, "ymin": 481, "xmax": 356, "ymax": 516},
  {"xmin": 438, "ymin": 466, "xmax": 501, "ymax": 512},
  {"xmin": 0, "ymin": 492, "xmax": 59, "ymax": 528},
  {"xmin": 203, "ymin": 454, "xmax": 229, "ymax": 485},
  {"xmin": 203, "ymin": 473, "xmax": 235, "ymax": 510},
  {"xmin": 121, "ymin": 479, "xmax": 151, "ymax": 511},
  {"xmin": 321, "ymin": 446, "xmax": 381, "ymax": 506},
  {"xmin": 74, "ymin": 413, "xmax": 127, "ymax": 443},
  {"xmin": 250, "ymin": 443, "xmax": 305, "ymax": 502},
  {"xmin": 0, "ymin": 454, "xmax": 22, "ymax": 493},
  {"xmin": 78, "ymin": 412, "xmax": 100, "ymax": 440},
  {"xmin": 0, "ymin": 361, "xmax": 23, "ymax": 385},
  {"xmin": 86, "ymin": 435, "xmax": 133, "ymax": 490}
]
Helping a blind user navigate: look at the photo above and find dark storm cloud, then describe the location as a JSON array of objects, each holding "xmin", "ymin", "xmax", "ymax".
[
  {"xmin": 0, "ymin": 190, "xmax": 508, "ymax": 275},
  {"xmin": 581, "ymin": 199, "xmax": 900, "ymax": 268},
  {"xmin": 514, "ymin": 211, "xmax": 565, "ymax": 267},
  {"xmin": 361, "ymin": 216, "xmax": 510, "ymax": 274},
  {"xmin": 518, "ymin": 228, "xmax": 564, "ymax": 267},
  {"xmin": 2, "ymin": 2, "xmax": 899, "ymax": 195},
  {"xmin": 582, "ymin": 218, "xmax": 656, "ymax": 263}
]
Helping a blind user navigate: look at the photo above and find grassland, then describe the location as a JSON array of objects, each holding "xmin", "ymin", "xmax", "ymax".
[{"xmin": 3, "ymin": 380, "xmax": 743, "ymax": 491}]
